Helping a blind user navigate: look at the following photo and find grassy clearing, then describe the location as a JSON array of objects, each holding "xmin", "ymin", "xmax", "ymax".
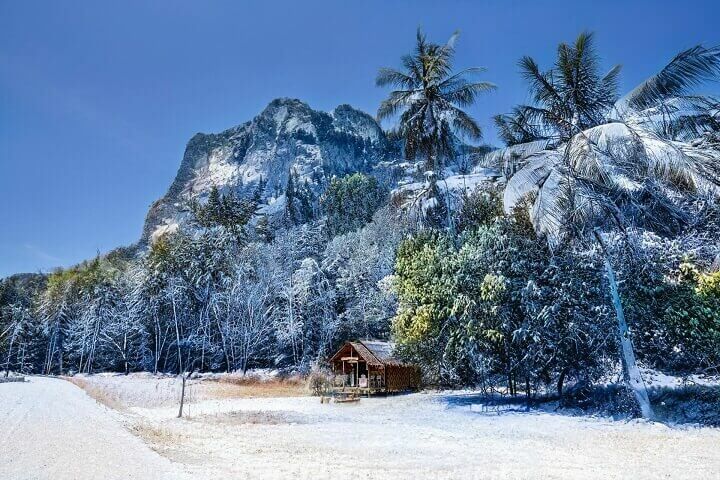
[
  {"xmin": 64, "ymin": 376, "xmax": 127, "ymax": 411},
  {"xmin": 202, "ymin": 374, "xmax": 306, "ymax": 399},
  {"xmin": 64, "ymin": 372, "xmax": 307, "ymax": 412}
]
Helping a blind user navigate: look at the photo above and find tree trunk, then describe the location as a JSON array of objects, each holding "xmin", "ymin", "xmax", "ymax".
[
  {"xmin": 153, "ymin": 315, "xmax": 161, "ymax": 374},
  {"xmin": 595, "ymin": 233, "xmax": 655, "ymax": 420},
  {"xmin": 214, "ymin": 314, "xmax": 231, "ymax": 373},
  {"xmin": 557, "ymin": 368, "xmax": 568, "ymax": 400},
  {"xmin": 178, "ymin": 374, "xmax": 187, "ymax": 418},
  {"xmin": 4, "ymin": 327, "xmax": 16, "ymax": 377},
  {"xmin": 123, "ymin": 332, "xmax": 129, "ymax": 375},
  {"xmin": 172, "ymin": 296, "xmax": 183, "ymax": 375},
  {"xmin": 525, "ymin": 377, "xmax": 531, "ymax": 400},
  {"xmin": 440, "ymin": 177, "xmax": 457, "ymax": 237}
]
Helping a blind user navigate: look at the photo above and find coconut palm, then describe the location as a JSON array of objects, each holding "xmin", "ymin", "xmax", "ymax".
[
  {"xmin": 376, "ymin": 28, "xmax": 495, "ymax": 174},
  {"xmin": 377, "ymin": 29, "xmax": 495, "ymax": 228},
  {"xmin": 494, "ymin": 106, "xmax": 548, "ymax": 147},
  {"xmin": 496, "ymin": 32, "xmax": 720, "ymax": 419},
  {"xmin": 490, "ymin": 31, "xmax": 620, "ymax": 175},
  {"xmin": 491, "ymin": 33, "xmax": 720, "ymax": 173}
]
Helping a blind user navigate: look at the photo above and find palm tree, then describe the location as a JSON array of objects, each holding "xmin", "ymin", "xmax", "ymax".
[
  {"xmin": 494, "ymin": 32, "xmax": 720, "ymax": 419},
  {"xmin": 377, "ymin": 29, "xmax": 495, "ymax": 227}
]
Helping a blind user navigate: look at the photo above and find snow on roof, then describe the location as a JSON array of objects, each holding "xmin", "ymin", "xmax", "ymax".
[
  {"xmin": 360, "ymin": 340, "xmax": 397, "ymax": 364},
  {"xmin": 330, "ymin": 340, "xmax": 408, "ymax": 367}
]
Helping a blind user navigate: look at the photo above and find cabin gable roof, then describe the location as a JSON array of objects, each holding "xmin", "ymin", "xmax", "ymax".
[{"xmin": 329, "ymin": 340, "xmax": 405, "ymax": 367}]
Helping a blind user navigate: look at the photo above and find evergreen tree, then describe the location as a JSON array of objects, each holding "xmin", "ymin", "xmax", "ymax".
[{"xmin": 321, "ymin": 173, "xmax": 387, "ymax": 236}]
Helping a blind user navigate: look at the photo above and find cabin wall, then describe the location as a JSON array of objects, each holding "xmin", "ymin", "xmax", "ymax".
[{"xmin": 385, "ymin": 365, "xmax": 421, "ymax": 391}]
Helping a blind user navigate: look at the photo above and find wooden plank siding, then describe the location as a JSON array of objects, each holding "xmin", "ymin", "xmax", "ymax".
[{"xmin": 329, "ymin": 340, "xmax": 421, "ymax": 394}]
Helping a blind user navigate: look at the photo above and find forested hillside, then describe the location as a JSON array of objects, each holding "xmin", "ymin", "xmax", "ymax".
[{"xmin": 2, "ymin": 30, "xmax": 719, "ymax": 419}]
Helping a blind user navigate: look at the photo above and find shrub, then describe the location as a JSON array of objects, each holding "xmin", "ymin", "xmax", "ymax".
[
  {"xmin": 306, "ymin": 368, "xmax": 332, "ymax": 396},
  {"xmin": 651, "ymin": 385, "xmax": 720, "ymax": 426}
]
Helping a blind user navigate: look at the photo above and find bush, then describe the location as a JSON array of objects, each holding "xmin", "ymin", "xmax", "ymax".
[
  {"xmin": 560, "ymin": 384, "xmax": 641, "ymax": 419},
  {"xmin": 651, "ymin": 385, "xmax": 720, "ymax": 426},
  {"xmin": 306, "ymin": 368, "xmax": 332, "ymax": 396},
  {"xmin": 455, "ymin": 187, "xmax": 503, "ymax": 233},
  {"xmin": 614, "ymin": 238, "xmax": 720, "ymax": 374},
  {"xmin": 560, "ymin": 383, "xmax": 720, "ymax": 426}
]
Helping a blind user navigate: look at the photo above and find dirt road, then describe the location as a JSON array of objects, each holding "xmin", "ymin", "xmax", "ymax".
[{"xmin": 0, "ymin": 377, "xmax": 187, "ymax": 480}]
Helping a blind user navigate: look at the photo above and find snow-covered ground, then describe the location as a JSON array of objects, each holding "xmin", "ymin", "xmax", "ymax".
[
  {"xmin": 132, "ymin": 395, "xmax": 720, "ymax": 480},
  {"xmin": 0, "ymin": 377, "xmax": 189, "ymax": 480},
  {"xmin": 640, "ymin": 367, "xmax": 720, "ymax": 388},
  {"xmin": 12, "ymin": 374, "xmax": 716, "ymax": 480}
]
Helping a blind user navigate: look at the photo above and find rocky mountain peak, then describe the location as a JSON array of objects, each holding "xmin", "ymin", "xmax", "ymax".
[{"xmin": 141, "ymin": 98, "xmax": 394, "ymax": 243}]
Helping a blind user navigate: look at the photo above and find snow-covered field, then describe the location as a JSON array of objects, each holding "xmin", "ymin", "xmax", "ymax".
[
  {"xmin": 0, "ymin": 377, "xmax": 188, "ymax": 480},
  {"xmin": 2, "ymin": 374, "xmax": 720, "ymax": 480}
]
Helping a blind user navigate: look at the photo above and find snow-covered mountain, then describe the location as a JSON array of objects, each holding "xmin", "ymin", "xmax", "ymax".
[{"xmin": 142, "ymin": 98, "xmax": 397, "ymax": 242}]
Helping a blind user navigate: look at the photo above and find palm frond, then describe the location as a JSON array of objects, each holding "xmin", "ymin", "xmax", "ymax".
[
  {"xmin": 667, "ymin": 113, "xmax": 720, "ymax": 141},
  {"xmin": 447, "ymin": 106, "xmax": 482, "ymax": 140},
  {"xmin": 519, "ymin": 56, "xmax": 564, "ymax": 108},
  {"xmin": 481, "ymin": 139, "xmax": 553, "ymax": 170},
  {"xmin": 503, "ymin": 151, "xmax": 560, "ymax": 213},
  {"xmin": 445, "ymin": 30, "xmax": 460, "ymax": 50},
  {"xmin": 632, "ymin": 95, "xmax": 720, "ymax": 140},
  {"xmin": 376, "ymin": 68, "xmax": 415, "ymax": 88},
  {"xmin": 376, "ymin": 89, "xmax": 419, "ymax": 121},
  {"xmin": 443, "ymin": 81, "xmax": 497, "ymax": 107},
  {"xmin": 597, "ymin": 65, "xmax": 622, "ymax": 106},
  {"xmin": 437, "ymin": 67, "xmax": 488, "ymax": 88},
  {"xmin": 623, "ymin": 45, "xmax": 720, "ymax": 111},
  {"xmin": 493, "ymin": 105, "xmax": 550, "ymax": 146}
]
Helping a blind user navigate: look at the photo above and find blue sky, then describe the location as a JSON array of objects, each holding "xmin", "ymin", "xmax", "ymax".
[{"xmin": 1, "ymin": 0, "xmax": 719, "ymax": 277}]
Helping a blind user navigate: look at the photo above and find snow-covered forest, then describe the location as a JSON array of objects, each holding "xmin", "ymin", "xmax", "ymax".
[{"xmin": 2, "ymin": 30, "xmax": 720, "ymax": 420}]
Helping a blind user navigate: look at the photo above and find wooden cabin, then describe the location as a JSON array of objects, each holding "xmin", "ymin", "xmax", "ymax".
[{"xmin": 329, "ymin": 340, "xmax": 421, "ymax": 394}]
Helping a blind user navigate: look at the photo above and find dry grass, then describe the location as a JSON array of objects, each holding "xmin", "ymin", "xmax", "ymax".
[
  {"xmin": 202, "ymin": 374, "xmax": 306, "ymax": 399},
  {"xmin": 0, "ymin": 376, "xmax": 25, "ymax": 383},
  {"xmin": 64, "ymin": 376, "xmax": 126, "ymax": 411},
  {"xmin": 129, "ymin": 422, "xmax": 187, "ymax": 447},
  {"xmin": 64, "ymin": 372, "xmax": 307, "ymax": 413}
]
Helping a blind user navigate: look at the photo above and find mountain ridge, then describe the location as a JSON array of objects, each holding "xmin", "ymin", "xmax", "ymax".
[{"xmin": 141, "ymin": 98, "xmax": 397, "ymax": 243}]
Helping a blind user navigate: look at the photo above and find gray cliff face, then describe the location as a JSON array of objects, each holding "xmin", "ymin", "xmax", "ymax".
[{"xmin": 141, "ymin": 98, "xmax": 395, "ymax": 242}]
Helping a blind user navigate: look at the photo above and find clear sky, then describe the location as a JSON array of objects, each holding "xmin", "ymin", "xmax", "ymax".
[{"xmin": 1, "ymin": 0, "xmax": 719, "ymax": 277}]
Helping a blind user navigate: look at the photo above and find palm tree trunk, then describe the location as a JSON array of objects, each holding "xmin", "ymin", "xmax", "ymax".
[{"xmin": 594, "ymin": 232, "xmax": 655, "ymax": 420}]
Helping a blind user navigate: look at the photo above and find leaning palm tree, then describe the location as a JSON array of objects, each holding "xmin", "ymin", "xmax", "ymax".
[
  {"xmin": 377, "ymin": 29, "xmax": 495, "ymax": 226},
  {"xmin": 495, "ymin": 32, "xmax": 720, "ymax": 419}
]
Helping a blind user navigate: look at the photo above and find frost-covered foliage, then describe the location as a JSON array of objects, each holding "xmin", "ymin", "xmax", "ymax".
[
  {"xmin": 321, "ymin": 173, "xmax": 387, "ymax": 236},
  {"xmin": 392, "ymin": 199, "xmax": 615, "ymax": 391},
  {"xmin": 393, "ymin": 199, "xmax": 720, "ymax": 392},
  {"xmin": 475, "ymin": 32, "xmax": 720, "ymax": 414},
  {"xmin": 1, "ymin": 188, "xmax": 409, "ymax": 375},
  {"xmin": 0, "ymin": 273, "xmax": 47, "ymax": 375},
  {"xmin": 609, "ymin": 232, "xmax": 720, "ymax": 374},
  {"xmin": 1, "ymin": 31, "xmax": 718, "ymax": 418}
]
